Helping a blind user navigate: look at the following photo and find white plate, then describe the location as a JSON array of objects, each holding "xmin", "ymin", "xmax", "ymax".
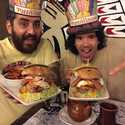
[
  {"xmin": 0, "ymin": 75, "xmax": 61, "ymax": 106},
  {"xmin": 59, "ymin": 106, "xmax": 98, "ymax": 125},
  {"xmin": 69, "ymin": 79, "xmax": 110, "ymax": 101},
  {"xmin": 0, "ymin": 74, "xmax": 22, "ymax": 87},
  {"xmin": 69, "ymin": 86, "xmax": 109, "ymax": 101}
]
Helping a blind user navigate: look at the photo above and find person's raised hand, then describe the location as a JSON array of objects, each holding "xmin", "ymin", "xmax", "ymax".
[{"xmin": 109, "ymin": 61, "xmax": 125, "ymax": 76}]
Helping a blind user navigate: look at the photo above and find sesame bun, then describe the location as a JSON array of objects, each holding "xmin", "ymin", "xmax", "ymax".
[
  {"xmin": 74, "ymin": 67, "xmax": 102, "ymax": 80},
  {"xmin": 21, "ymin": 64, "xmax": 49, "ymax": 76}
]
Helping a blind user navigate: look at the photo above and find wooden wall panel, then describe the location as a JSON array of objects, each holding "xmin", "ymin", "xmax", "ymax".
[{"xmin": 0, "ymin": 0, "xmax": 8, "ymax": 39}]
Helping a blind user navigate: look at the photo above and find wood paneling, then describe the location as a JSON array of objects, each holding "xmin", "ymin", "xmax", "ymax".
[{"xmin": 0, "ymin": 0, "xmax": 8, "ymax": 39}]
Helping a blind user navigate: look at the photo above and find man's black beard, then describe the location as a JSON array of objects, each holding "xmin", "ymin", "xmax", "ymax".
[{"xmin": 11, "ymin": 30, "xmax": 41, "ymax": 53}]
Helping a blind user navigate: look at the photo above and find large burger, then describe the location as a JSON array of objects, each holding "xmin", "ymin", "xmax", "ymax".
[
  {"xmin": 69, "ymin": 66, "xmax": 104, "ymax": 99},
  {"xmin": 19, "ymin": 64, "xmax": 59, "ymax": 102}
]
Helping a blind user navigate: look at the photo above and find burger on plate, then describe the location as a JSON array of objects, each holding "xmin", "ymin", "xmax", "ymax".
[
  {"xmin": 19, "ymin": 64, "xmax": 60, "ymax": 102},
  {"xmin": 68, "ymin": 66, "xmax": 105, "ymax": 99}
]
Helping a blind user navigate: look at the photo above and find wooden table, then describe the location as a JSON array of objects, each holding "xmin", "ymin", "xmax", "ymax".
[{"xmin": 11, "ymin": 95, "xmax": 125, "ymax": 125}]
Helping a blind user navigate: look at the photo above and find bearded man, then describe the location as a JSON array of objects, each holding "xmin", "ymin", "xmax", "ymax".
[{"xmin": 0, "ymin": 0, "xmax": 58, "ymax": 124}]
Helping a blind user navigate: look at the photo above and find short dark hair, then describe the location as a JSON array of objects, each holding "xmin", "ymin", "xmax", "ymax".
[
  {"xmin": 66, "ymin": 26, "xmax": 107, "ymax": 55},
  {"xmin": 6, "ymin": 7, "xmax": 16, "ymax": 22}
]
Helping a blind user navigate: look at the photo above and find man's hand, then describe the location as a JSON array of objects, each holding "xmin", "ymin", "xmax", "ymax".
[{"xmin": 109, "ymin": 61, "xmax": 125, "ymax": 75}]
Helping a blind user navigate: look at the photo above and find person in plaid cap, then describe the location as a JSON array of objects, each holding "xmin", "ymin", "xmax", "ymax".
[{"xmin": 61, "ymin": 0, "xmax": 125, "ymax": 103}]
